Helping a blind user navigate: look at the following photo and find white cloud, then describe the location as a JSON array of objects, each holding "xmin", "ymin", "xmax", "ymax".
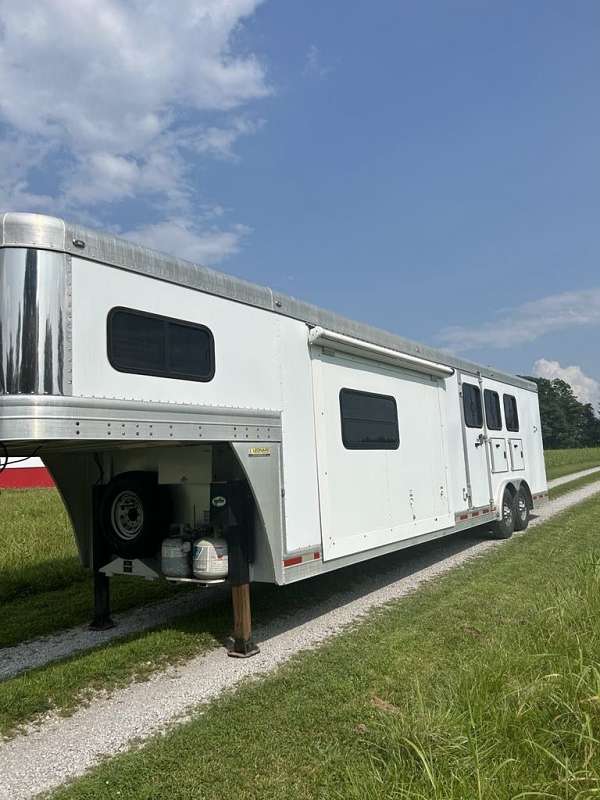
[
  {"xmin": 437, "ymin": 287, "xmax": 600, "ymax": 351},
  {"xmin": 0, "ymin": 0, "xmax": 270, "ymax": 262},
  {"xmin": 123, "ymin": 217, "xmax": 251, "ymax": 264},
  {"xmin": 533, "ymin": 359, "xmax": 600, "ymax": 410}
]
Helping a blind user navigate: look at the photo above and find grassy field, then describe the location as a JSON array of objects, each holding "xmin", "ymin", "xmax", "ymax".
[
  {"xmin": 52, "ymin": 495, "xmax": 600, "ymax": 800},
  {"xmin": 545, "ymin": 446, "xmax": 600, "ymax": 480},
  {"xmin": 0, "ymin": 489, "xmax": 185, "ymax": 648}
]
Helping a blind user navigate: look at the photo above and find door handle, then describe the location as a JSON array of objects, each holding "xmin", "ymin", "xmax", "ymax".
[{"xmin": 475, "ymin": 434, "xmax": 486, "ymax": 448}]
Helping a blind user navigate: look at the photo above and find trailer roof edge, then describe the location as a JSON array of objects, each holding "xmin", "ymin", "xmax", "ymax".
[{"xmin": 0, "ymin": 212, "xmax": 537, "ymax": 393}]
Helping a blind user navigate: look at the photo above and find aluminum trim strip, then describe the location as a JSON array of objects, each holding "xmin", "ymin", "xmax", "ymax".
[{"xmin": 0, "ymin": 395, "xmax": 282, "ymax": 444}]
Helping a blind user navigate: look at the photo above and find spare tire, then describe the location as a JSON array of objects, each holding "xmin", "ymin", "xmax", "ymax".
[{"xmin": 99, "ymin": 472, "xmax": 171, "ymax": 559}]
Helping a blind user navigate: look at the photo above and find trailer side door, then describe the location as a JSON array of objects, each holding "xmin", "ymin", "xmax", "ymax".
[{"xmin": 311, "ymin": 349, "xmax": 453, "ymax": 562}]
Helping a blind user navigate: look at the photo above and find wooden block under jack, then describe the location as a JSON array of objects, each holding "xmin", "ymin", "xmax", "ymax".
[{"xmin": 228, "ymin": 583, "xmax": 259, "ymax": 658}]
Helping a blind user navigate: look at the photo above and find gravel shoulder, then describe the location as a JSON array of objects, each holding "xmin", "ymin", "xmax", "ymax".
[
  {"xmin": 547, "ymin": 465, "xmax": 600, "ymax": 489},
  {"xmin": 1, "ymin": 479, "xmax": 600, "ymax": 800}
]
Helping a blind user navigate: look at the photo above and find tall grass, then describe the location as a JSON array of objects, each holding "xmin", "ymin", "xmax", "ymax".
[{"xmin": 347, "ymin": 552, "xmax": 600, "ymax": 798}]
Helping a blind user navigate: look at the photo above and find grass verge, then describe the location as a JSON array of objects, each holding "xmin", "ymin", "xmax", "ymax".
[
  {"xmin": 549, "ymin": 471, "xmax": 600, "ymax": 500},
  {"xmin": 52, "ymin": 495, "xmax": 600, "ymax": 800},
  {"xmin": 545, "ymin": 446, "xmax": 600, "ymax": 480}
]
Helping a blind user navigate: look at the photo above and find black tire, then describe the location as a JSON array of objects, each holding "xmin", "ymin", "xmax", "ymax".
[
  {"xmin": 99, "ymin": 472, "xmax": 172, "ymax": 559},
  {"xmin": 492, "ymin": 488, "xmax": 516, "ymax": 539},
  {"xmin": 513, "ymin": 487, "xmax": 530, "ymax": 532}
]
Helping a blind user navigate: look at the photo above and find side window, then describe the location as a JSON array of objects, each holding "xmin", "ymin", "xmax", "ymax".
[
  {"xmin": 108, "ymin": 308, "xmax": 215, "ymax": 382},
  {"xmin": 339, "ymin": 388, "xmax": 399, "ymax": 450},
  {"xmin": 503, "ymin": 394, "xmax": 519, "ymax": 432},
  {"xmin": 462, "ymin": 383, "xmax": 483, "ymax": 428},
  {"xmin": 484, "ymin": 389, "xmax": 502, "ymax": 430}
]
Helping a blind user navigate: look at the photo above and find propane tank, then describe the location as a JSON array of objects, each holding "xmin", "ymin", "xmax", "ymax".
[
  {"xmin": 192, "ymin": 534, "xmax": 229, "ymax": 581},
  {"xmin": 161, "ymin": 526, "xmax": 193, "ymax": 578}
]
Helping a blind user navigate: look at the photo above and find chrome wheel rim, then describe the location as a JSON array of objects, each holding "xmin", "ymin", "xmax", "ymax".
[
  {"xmin": 111, "ymin": 491, "xmax": 144, "ymax": 540},
  {"xmin": 517, "ymin": 496, "xmax": 527, "ymax": 521},
  {"xmin": 503, "ymin": 500, "xmax": 513, "ymax": 525}
]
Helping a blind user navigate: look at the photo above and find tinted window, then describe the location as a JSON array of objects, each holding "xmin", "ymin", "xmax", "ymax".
[
  {"xmin": 339, "ymin": 388, "xmax": 399, "ymax": 450},
  {"xmin": 462, "ymin": 383, "xmax": 483, "ymax": 428},
  {"xmin": 484, "ymin": 389, "xmax": 502, "ymax": 430},
  {"xmin": 108, "ymin": 308, "xmax": 214, "ymax": 382},
  {"xmin": 503, "ymin": 394, "xmax": 519, "ymax": 432}
]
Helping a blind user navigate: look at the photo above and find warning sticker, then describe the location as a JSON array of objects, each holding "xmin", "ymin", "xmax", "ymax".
[{"xmin": 249, "ymin": 447, "xmax": 271, "ymax": 457}]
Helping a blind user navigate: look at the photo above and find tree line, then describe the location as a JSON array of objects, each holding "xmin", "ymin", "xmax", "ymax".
[{"xmin": 520, "ymin": 376, "xmax": 600, "ymax": 449}]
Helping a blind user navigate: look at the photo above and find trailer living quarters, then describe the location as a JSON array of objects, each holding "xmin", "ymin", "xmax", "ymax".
[{"xmin": 0, "ymin": 213, "xmax": 547, "ymax": 655}]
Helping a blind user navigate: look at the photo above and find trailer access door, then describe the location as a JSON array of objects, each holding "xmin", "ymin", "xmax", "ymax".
[
  {"xmin": 311, "ymin": 348, "xmax": 453, "ymax": 562},
  {"xmin": 458, "ymin": 374, "xmax": 493, "ymax": 509}
]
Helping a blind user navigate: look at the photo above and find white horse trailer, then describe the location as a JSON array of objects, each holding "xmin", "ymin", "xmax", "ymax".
[{"xmin": 0, "ymin": 213, "xmax": 547, "ymax": 655}]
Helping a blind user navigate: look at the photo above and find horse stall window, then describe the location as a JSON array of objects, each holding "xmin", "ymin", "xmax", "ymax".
[
  {"xmin": 484, "ymin": 389, "xmax": 502, "ymax": 431},
  {"xmin": 503, "ymin": 394, "xmax": 519, "ymax": 432},
  {"xmin": 339, "ymin": 388, "xmax": 399, "ymax": 450},
  {"xmin": 108, "ymin": 307, "xmax": 215, "ymax": 382},
  {"xmin": 462, "ymin": 383, "xmax": 483, "ymax": 428}
]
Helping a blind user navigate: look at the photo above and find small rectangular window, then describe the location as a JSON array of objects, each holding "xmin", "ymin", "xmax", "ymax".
[
  {"xmin": 108, "ymin": 308, "xmax": 215, "ymax": 382},
  {"xmin": 503, "ymin": 394, "xmax": 519, "ymax": 432},
  {"xmin": 484, "ymin": 389, "xmax": 502, "ymax": 430},
  {"xmin": 462, "ymin": 383, "xmax": 483, "ymax": 428},
  {"xmin": 339, "ymin": 388, "xmax": 399, "ymax": 450}
]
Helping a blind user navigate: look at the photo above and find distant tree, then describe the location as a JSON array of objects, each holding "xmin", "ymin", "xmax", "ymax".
[{"xmin": 520, "ymin": 376, "xmax": 600, "ymax": 449}]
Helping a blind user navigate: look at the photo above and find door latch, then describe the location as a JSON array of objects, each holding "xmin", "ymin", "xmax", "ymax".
[{"xmin": 475, "ymin": 433, "xmax": 486, "ymax": 448}]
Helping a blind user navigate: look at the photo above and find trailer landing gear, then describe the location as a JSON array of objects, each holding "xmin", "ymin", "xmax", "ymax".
[
  {"xmin": 89, "ymin": 570, "xmax": 115, "ymax": 631},
  {"xmin": 90, "ymin": 486, "xmax": 115, "ymax": 631}
]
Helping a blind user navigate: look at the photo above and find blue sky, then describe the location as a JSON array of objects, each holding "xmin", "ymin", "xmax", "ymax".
[{"xmin": 0, "ymin": 1, "xmax": 599, "ymax": 405}]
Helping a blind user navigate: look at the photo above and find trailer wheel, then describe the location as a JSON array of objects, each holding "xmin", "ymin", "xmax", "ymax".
[
  {"xmin": 99, "ymin": 472, "xmax": 171, "ymax": 559},
  {"xmin": 513, "ymin": 487, "xmax": 530, "ymax": 532},
  {"xmin": 492, "ymin": 488, "xmax": 516, "ymax": 539}
]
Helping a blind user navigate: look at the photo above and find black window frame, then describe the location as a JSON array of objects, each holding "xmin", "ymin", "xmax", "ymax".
[
  {"xmin": 503, "ymin": 394, "xmax": 520, "ymax": 432},
  {"xmin": 339, "ymin": 388, "xmax": 400, "ymax": 451},
  {"xmin": 462, "ymin": 383, "xmax": 483, "ymax": 428},
  {"xmin": 484, "ymin": 389, "xmax": 502, "ymax": 431},
  {"xmin": 107, "ymin": 306, "xmax": 215, "ymax": 383}
]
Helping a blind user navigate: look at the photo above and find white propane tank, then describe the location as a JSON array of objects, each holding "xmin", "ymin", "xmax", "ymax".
[
  {"xmin": 192, "ymin": 535, "xmax": 229, "ymax": 581},
  {"xmin": 161, "ymin": 535, "xmax": 192, "ymax": 578}
]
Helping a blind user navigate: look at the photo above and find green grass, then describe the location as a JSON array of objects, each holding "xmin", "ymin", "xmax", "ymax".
[
  {"xmin": 0, "ymin": 488, "xmax": 81, "ymax": 602},
  {"xmin": 549, "ymin": 470, "xmax": 600, "ymax": 500},
  {"xmin": 0, "ymin": 488, "xmax": 185, "ymax": 647},
  {"xmin": 545, "ymin": 446, "xmax": 600, "ymax": 480},
  {"xmin": 52, "ymin": 496, "xmax": 600, "ymax": 800}
]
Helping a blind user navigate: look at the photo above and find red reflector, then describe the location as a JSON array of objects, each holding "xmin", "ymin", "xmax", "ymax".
[
  {"xmin": 471, "ymin": 511, "xmax": 480, "ymax": 517},
  {"xmin": 459, "ymin": 514, "xmax": 469, "ymax": 520},
  {"xmin": 313, "ymin": 552, "xmax": 321, "ymax": 560},
  {"xmin": 283, "ymin": 556, "xmax": 302, "ymax": 567}
]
